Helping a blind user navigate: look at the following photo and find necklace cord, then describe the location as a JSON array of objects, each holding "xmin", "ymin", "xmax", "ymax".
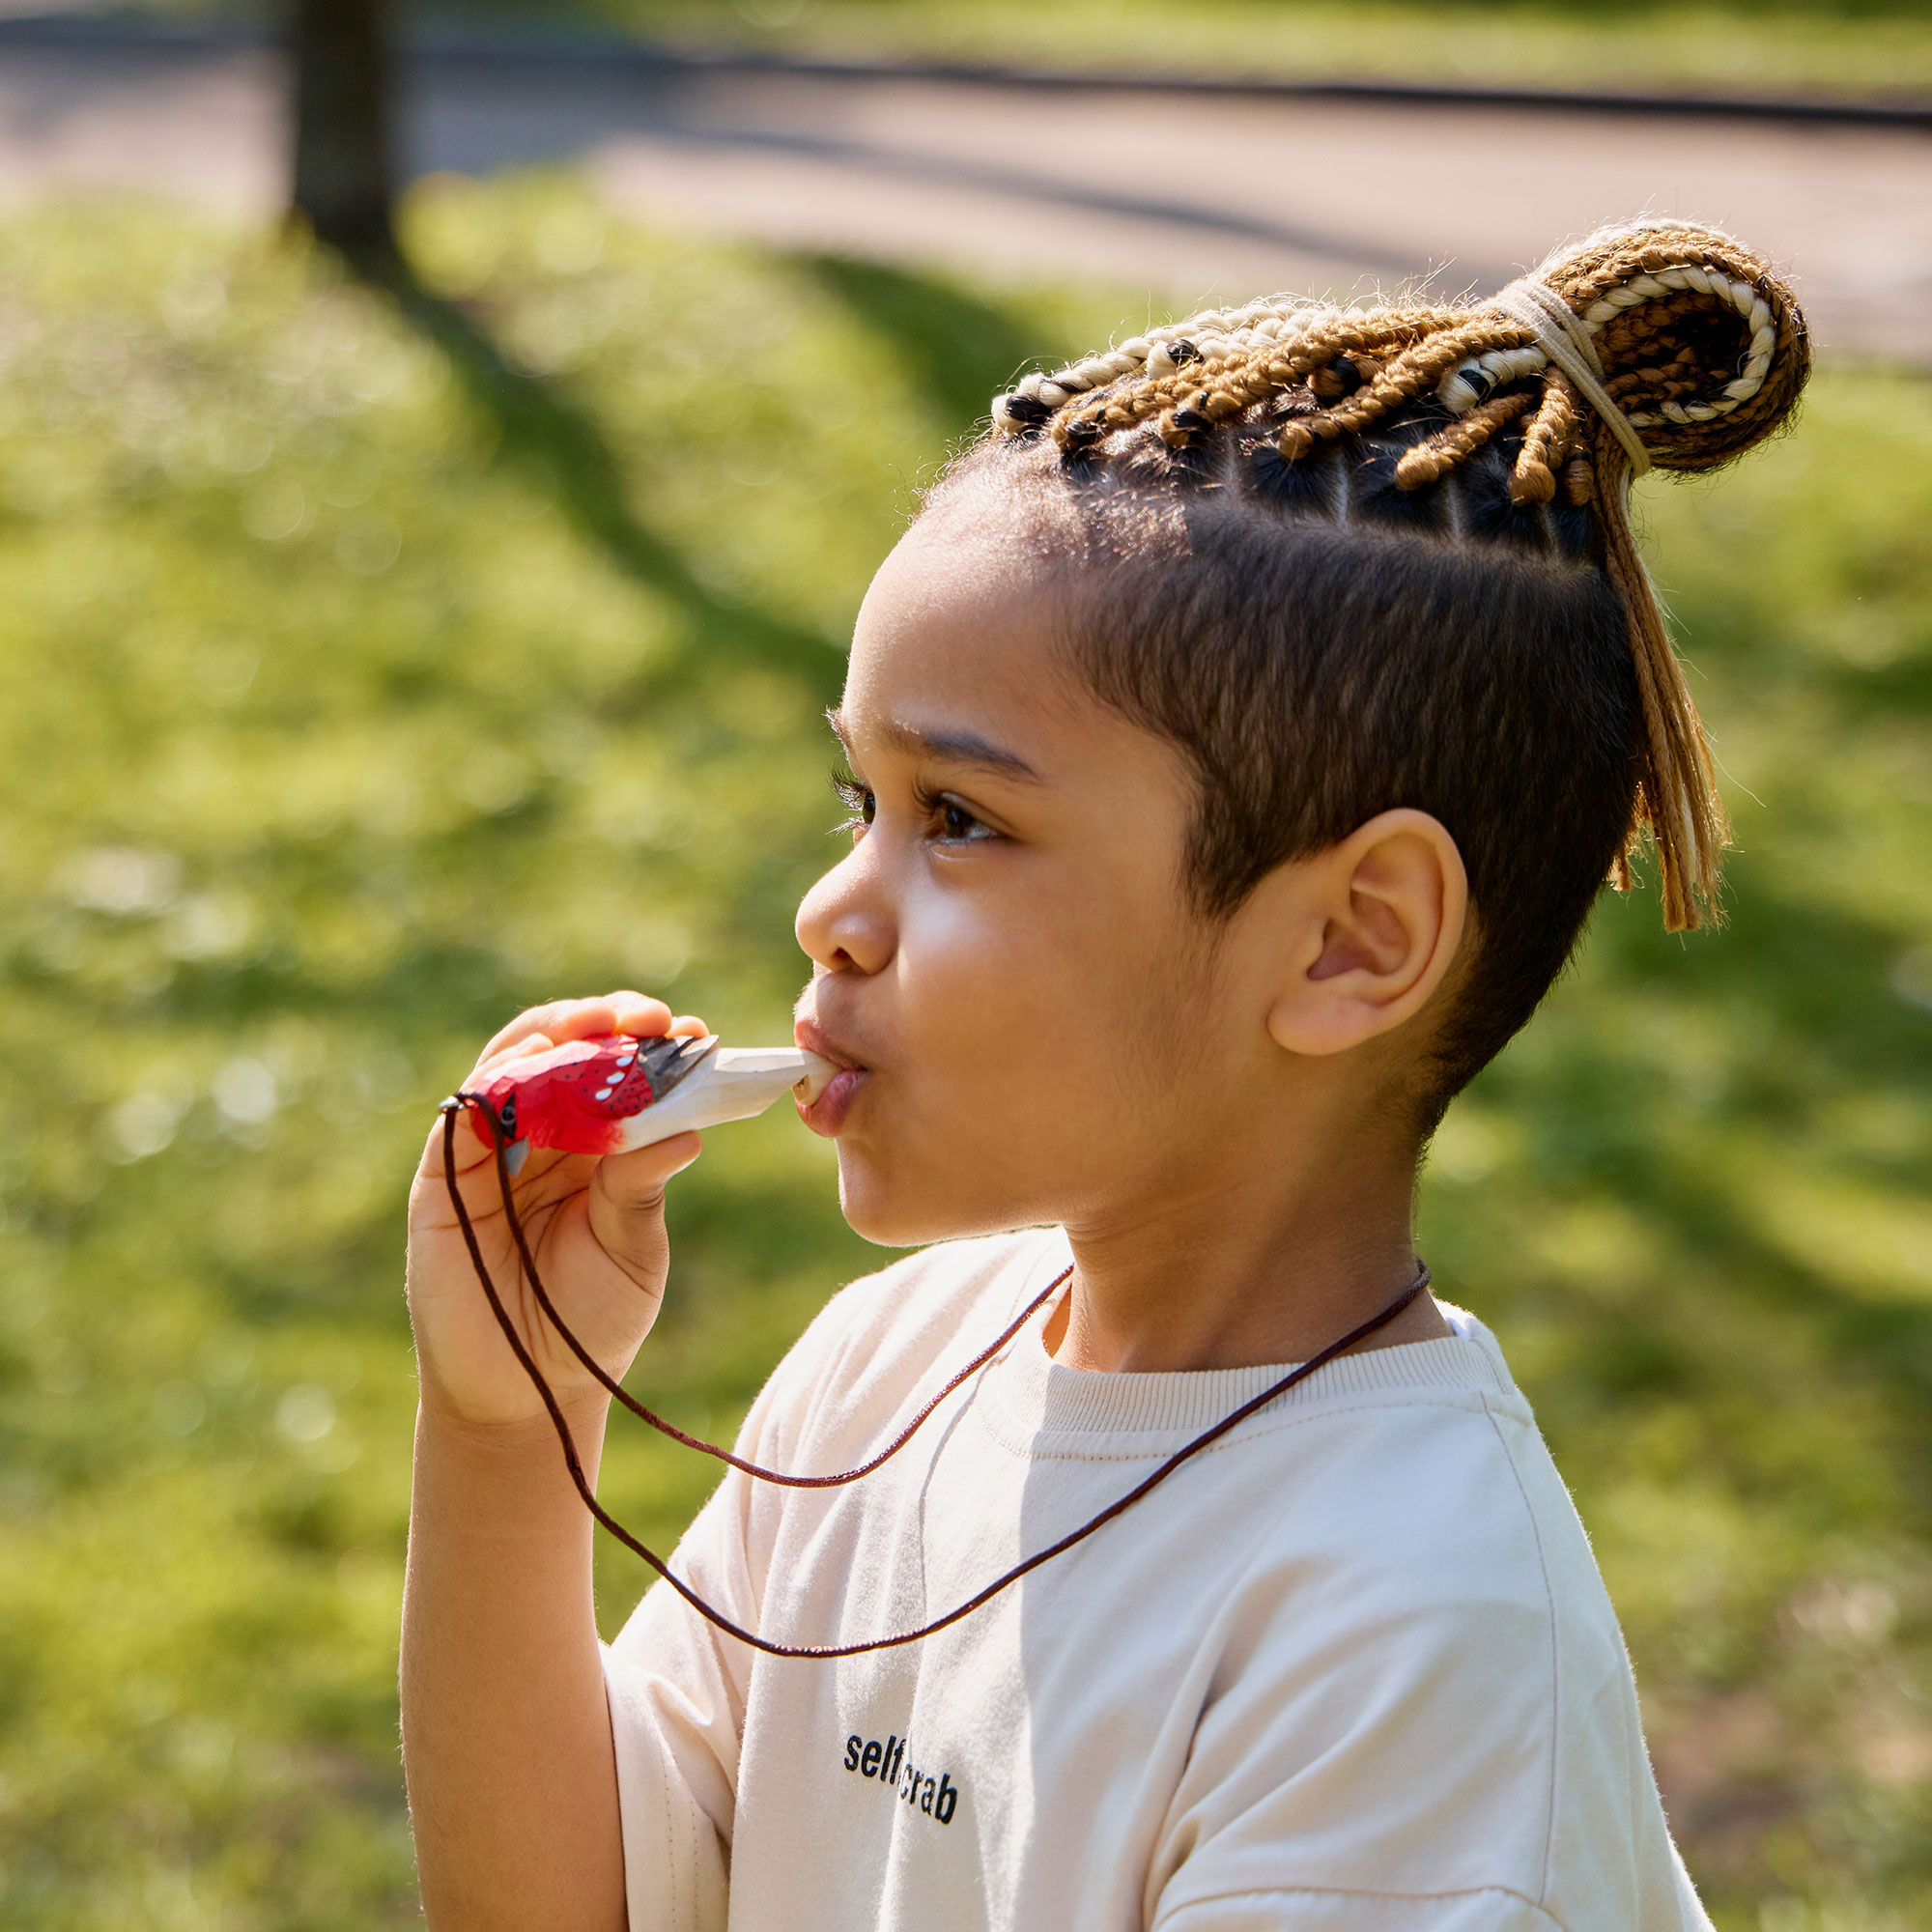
[
  {"xmin": 438, "ymin": 1092, "xmax": 1430, "ymax": 1659},
  {"xmin": 467, "ymin": 1090, "xmax": 1062, "ymax": 1489}
]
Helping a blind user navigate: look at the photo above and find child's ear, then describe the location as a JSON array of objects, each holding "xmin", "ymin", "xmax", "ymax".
[{"xmin": 1262, "ymin": 810, "xmax": 1469, "ymax": 1058}]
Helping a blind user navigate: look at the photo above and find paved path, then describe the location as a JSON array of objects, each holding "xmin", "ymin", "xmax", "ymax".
[{"xmin": 1, "ymin": 32, "xmax": 1927, "ymax": 363}]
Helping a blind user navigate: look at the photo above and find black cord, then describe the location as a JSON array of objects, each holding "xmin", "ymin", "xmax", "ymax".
[
  {"xmin": 439, "ymin": 1093, "xmax": 1430, "ymax": 1660},
  {"xmin": 467, "ymin": 1088, "xmax": 1064, "ymax": 1489}
]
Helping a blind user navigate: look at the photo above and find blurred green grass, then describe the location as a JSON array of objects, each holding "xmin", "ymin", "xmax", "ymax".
[
  {"xmin": 566, "ymin": 0, "xmax": 1932, "ymax": 99},
  {"xmin": 0, "ymin": 178, "xmax": 1924, "ymax": 1929}
]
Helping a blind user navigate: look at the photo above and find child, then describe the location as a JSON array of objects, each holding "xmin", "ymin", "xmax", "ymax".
[{"xmin": 400, "ymin": 218, "xmax": 1808, "ymax": 1931}]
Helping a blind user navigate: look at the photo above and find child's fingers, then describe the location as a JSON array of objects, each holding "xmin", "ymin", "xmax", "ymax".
[
  {"xmin": 469, "ymin": 1033, "xmax": 555, "ymax": 1086},
  {"xmin": 469, "ymin": 1030, "xmax": 553, "ymax": 1078},
  {"xmin": 473, "ymin": 994, "xmax": 692, "ymax": 1076},
  {"xmin": 472, "ymin": 995, "xmax": 638, "ymax": 1065},
  {"xmin": 596, "ymin": 1130, "xmax": 702, "ymax": 1208},
  {"xmin": 421, "ymin": 992, "xmax": 703, "ymax": 1250},
  {"xmin": 602, "ymin": 990, "xmax": 701, "ymax": 1041},
  {"xmin": 587, "ymin": 1131, "xmax": 701, "ymax": 1274},
  {"xmin": 474, "ymin": 1001, "xmax": 585, "ymax": 1064}
]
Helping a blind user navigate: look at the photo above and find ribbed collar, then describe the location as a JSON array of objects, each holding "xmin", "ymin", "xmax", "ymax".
[{"xmin": 977, "ymin": 1235, "xmax": 1524, "ymax": 1453}]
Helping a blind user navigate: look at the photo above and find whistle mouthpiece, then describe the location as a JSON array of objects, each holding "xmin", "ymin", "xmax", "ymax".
[{"xmin": 613, "ymin": 1044, "xmax": 835, "ymax": 1151}]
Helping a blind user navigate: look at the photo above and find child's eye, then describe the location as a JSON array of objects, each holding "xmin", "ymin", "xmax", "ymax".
[
  {"xmin": 924, "ymin": 791, "xmax": 997, "ymax": 845},
  {"xmin": 831, "ymin": 767, "xmax": 874, "ymax": 838}
]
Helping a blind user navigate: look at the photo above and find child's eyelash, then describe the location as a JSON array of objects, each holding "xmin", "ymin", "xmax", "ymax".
[{"xmin": 831, "ymin": 764, "xmax": 872, "ymax": 831}]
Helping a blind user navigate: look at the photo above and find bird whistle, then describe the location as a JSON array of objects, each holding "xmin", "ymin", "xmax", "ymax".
[{"xmin": 473, "ymin": 1035, "xmax": 834, "ymax": 1171}]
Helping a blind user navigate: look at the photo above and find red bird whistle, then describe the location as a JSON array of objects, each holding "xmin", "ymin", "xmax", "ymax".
[{"xmin": 476, "ymin": 1035, "xmax": 834, "ymax": 1171}]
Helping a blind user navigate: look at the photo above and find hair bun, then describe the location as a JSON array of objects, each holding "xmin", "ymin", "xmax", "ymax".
[
  {"xmin": 976, "ymin": 214, "xmax": 1812, "ymax": 936},
  {"xmin": 1528, "ymin": 219, "xmax": 1809, "ymax": 474}
]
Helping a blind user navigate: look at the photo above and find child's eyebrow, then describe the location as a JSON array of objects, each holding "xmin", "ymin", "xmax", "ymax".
[{"xmin": 826, "ymin": 708, "xmax": 1045, "ymax": 784}]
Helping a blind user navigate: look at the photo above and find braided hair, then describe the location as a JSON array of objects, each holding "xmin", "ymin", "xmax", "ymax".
[{"xmin": 947, "ymin": 217, "xmax": 1808, "ymax": 1112}]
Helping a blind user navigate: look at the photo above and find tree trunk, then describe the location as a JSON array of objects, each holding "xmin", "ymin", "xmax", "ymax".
[{"xmin": 290, "ymin": 0, "xmax": 397, "ymax": 258}]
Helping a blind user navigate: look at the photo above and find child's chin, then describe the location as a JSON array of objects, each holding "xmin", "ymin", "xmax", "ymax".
[
  {"xmin": 836, "ymin": 1167, "xmax": 952, "ymax": 1249},
  {"xmin": 835, "ymin": 1156, "xmax": 1042, "ymax": 1251}
]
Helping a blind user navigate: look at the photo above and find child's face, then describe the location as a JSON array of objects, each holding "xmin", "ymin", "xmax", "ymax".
[{"xmin": 793, "ymin": 502, "xmax": 1260, "ymax": 1246}]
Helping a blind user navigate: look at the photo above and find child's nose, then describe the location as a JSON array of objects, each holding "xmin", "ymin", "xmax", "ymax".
[{"xmin": 796, "ymin": 846, "xmax": 894, "ymax": 977}]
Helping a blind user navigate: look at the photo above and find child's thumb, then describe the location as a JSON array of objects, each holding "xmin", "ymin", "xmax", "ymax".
[{"xmin": 586, "ymin": 1132, "xmax": 700, "ymax": 1268}]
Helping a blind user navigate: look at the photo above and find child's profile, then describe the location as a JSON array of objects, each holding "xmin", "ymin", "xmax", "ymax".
[{"xmin": 399, "ymin": 218, "xmax": 1808, "ymax": 1931}]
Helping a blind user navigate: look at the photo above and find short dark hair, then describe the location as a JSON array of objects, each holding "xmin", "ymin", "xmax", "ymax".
[{"xmin": 937, "ymin": 220, "xmax": 1809, "ymax": 1119}]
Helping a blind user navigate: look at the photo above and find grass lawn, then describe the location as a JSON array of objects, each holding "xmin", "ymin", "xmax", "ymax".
[
  {"xmin": 566, "ymin": 0, "xmax": 1932, "ymax": 100},
  {"xmin": 0, "ymin": 177, "xmax": 1926, "ymax": 1928}
]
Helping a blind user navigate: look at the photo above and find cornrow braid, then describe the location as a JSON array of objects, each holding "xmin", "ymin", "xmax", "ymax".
[{"xmin": 987, "ymin": 218, "xmax": 1809, "ymax": 935}]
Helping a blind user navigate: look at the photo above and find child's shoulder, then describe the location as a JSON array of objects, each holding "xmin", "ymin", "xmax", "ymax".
[{"xmin": 1220, "ymin": 1310, "xmax": 1633, "ymax": 1691}]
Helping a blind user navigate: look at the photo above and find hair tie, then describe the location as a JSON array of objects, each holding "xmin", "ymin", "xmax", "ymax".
[{"xmin": 1485, "ymin": 277, "xmax": 1651, "ymax": 478}]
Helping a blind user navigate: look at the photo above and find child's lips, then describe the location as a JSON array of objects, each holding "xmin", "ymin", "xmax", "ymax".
[
  {"xmin": 797, "ymin": 1065, "xmax": 867, "ymax": 1138},
  {"xmin": 792, "ymin": 1016, "xmax": 868, "ymax": 1137}
]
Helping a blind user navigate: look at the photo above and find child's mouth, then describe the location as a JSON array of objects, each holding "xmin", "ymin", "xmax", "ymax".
[
  {"xmin": 792, "ymin": 1018, "xmax": 868, "ymax": 1138},
  {"xmin": 797, "ymin": 1065, "xmax": 867, "ymax": 1137}
]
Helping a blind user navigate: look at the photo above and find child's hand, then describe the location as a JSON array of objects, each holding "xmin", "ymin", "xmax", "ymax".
[{"xmin": 405, "ymin": 992, "xmax": 708, "ymax": 1431}]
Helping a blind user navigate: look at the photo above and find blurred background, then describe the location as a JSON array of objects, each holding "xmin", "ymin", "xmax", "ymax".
[{"xmin": 0, "ymin": 2, "xmax": 1926, "ymax": 1926}]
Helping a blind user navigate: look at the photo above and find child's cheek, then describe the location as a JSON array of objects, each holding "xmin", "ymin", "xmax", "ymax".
[
  {"xmin": 907, "ymin": 873, "xmax": 1092, "ymax": 1032},
  {"xmin": 844, "ymin": 866, "xmax": 1136, "ymax": 1225}
]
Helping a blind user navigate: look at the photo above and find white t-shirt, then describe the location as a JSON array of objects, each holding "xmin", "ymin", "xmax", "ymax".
[{"xmin": 602, "ymin": 1229, "xmax": 1709, "ymax": 1932}]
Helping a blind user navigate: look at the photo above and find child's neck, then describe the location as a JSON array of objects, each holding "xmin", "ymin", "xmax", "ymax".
[{"xmin": 1043, "ymin": 1121, "xmax": 1448, "ymax": 1374}]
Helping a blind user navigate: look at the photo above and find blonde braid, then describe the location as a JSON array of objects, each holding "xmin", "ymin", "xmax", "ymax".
[
  {"xmin": 986, "ymin": 218, "xmax": 1808, "ymax": 931},
  {"xmin": 1026, "ymin": 306, "xmax": 1461, "ymax": 452},
  {"xmin": 1592, "ymin": 433, "xmax": 1725, "ymax": 929},
  {"xmin": 997, "ymin": 298, "xmax": 1332, "ymax": 434},
  {"xmin": 1394, "ymin": 391, "xmax": 1536, "ymax": 492},
  {"xmin": 1277, "ymin": 315, "xmax": 1526, "ymax": 461},
  {"xmin": 1511, "ymin": 368, "xmax": 1579, "ymax": 504}
]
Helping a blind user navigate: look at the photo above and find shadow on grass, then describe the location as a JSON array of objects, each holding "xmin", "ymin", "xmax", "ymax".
[
  {"xmin": 349, "ymin": 246, "xmax": 848, "ymax": 704},
  {"xmin": 800, "ymin": 252, "xmax": 1046, "ymax": 443},
  {"xmin": 353, "ymin": 245, "xmax": 1065, "ymax": 697}
]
